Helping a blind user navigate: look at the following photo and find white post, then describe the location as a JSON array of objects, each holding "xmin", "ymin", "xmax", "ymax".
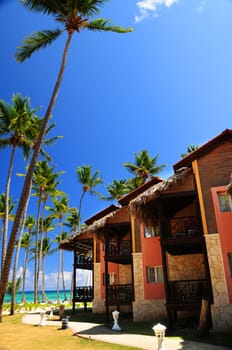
[
  {"xmin": 39, "ymin": 311, "xmax": 46, "ymax": 326},
  {"xmin": 152, "ymin": 323, "xmax": 166, "ymax": 350},
  {"xmin": 112, "ymin": 310, "xmax": 121, "ymax": 331}
]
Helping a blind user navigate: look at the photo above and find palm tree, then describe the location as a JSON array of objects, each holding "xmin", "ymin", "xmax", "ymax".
[
  {"xmin": 101, "ymin": 179, "xmax": 130, "ymax": 202},
  {"xmin": 20, "ymin": 215, "xmax": 35, "ymax": 303},
  {"xmin": 32, "ymin": 160, "xmax": 63, "ymax": 303},
  {"xmin": 76, "ymin": 165, "xmax": 103, "ymax": 226},
  {"xmin": 48, "ymin": 196, "xmax": 70, "ymax": 302},
  {"xmin": 0, "ymin": 1, "xmax": 132, "ymax": 318},
  {"xmin": 124, "ymin": 149, "xmax": 166, "ymax": 183},
  {"xmin": 0, "ymin": 93, "xmax": 39, "ymax": 274},
  {"xmin": 0, "ymin": 194, "xmax": 16, "ymax": 278},
  {"xmin": 65, "ymin": 209, "xmax": 80, "ymax": 233},
  {"xmin": 181, "ymin": 145, "xmax": 199, "ymax": 158}
]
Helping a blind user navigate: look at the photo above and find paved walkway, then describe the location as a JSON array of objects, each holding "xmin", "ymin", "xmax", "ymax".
[{"xmin": 22, "ymin": 313, "xmax": 231, "ymax": 350}]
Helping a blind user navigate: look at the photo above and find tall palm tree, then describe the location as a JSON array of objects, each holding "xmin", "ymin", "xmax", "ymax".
[
  {"xmin": 48, "ymin": 196, "xmax": 70, "ymax": 302},
  {"xmin": 0, "ymin": 1, "xmax": 132, "ymax": 318},
  {"xmin": 20, "ymin": 215, "xmax": 35, "ymax": 303},
  {"xmin": 76, "ymin": 165, "xmax": 103, "ymax": 226},
  {"xmin": 0, "ymin": 93, "xmax": 39, "ymax": 274},
  {"xmin": 124, "ymin": 150, "xmax": 166, "ymax": 183},
  {"xmin": 0, "ymin": 194, "xmax": 16, "ymax": 278},
  {"xmin": 32, "ymin": 160, "xmax": 63, "ymax": 303},
  {"xmin": 101, "ymin": 179, "xmax": 130, "ymax": 202},
  {"xmin": 65, "ymin": 209, "xmax": 80, "ymax": 233}
]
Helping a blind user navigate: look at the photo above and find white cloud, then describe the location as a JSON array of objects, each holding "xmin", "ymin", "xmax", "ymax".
[{"xmin": 135, "ymin": 0, "xmax": 178, "ymax": 22}]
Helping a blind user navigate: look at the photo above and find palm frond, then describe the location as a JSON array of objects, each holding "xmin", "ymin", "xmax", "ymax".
[
  {"xmin": 19, "ymin": 0, "xmax": 67, "ymax": 16},
  {"xmin": 86, "ymin": 18, "xmax": 133, "ymax": 33},
  {"xmin": 76, "ymin": 0, "xmax": 107, "ymax": 16},
  {"xmin": 15, "ymin": 29, "xmax": 62, "ymax": 62}
]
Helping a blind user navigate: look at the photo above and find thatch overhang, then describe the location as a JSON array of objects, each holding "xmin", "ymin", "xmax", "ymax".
[
  {"xmin": 173, "ymin": 129, "xmax": 232, "ymax": 171},
  {"xmin": 130, "ymin": 167, "xmax": 192, "ymax": 226},
  {"xmin": 118, "ymin": 176, "xmax": 163, "ymax": 206},
  {"xmin": 59, "ymin": 206, "xmax": 129, "ymax": 252}
]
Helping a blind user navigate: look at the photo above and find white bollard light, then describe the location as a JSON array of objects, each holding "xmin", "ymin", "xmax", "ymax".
[
  {"xmin": 112, "ymin": 310, "xmax": 121, "ymax": 331},
  {"xmin": 39, "ymin": 311, "xmax": 46, "ymax": 326},
  {"xmin": 152, "ymin": 323, "xmax": 166, "ymax": 350}
]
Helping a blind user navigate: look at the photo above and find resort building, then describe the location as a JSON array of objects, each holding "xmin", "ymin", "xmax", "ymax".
[{"xmin": 60, "ymin": 129, "xmax": 232, "ymax": 332}]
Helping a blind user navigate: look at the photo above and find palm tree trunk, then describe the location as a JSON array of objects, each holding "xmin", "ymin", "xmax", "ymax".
[
  {"xmin": 10, "ymin": 201, "xmax": 29, "ymax": 315},
  {"xmin": 0, "ymin": 32, "xmax": 73, "ymax": 322},
  {"xmin": 78, "ymin": 191, "xmax": 86, "ymax": 230},
  {"xmin": 1, "ymin": 146, "xmax": 16, "ymax": 276},
  {"xmin": 21, "ymin": 246, "xmax": 29, "ymax": 303},
  {"xmin": 61, "ymin": 249, "xmax": 67, "ymax": 301},
  {"xmin": 34, "ymin": 195, "xmax": 42, "ymax": 304}
]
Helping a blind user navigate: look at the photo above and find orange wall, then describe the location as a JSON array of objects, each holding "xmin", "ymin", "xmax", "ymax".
[
  {"xmin": 140, "ymin": 223, "xmax": 165, "ymax": 299},
  {"xmin": 211, "ymin": 186, "xmax": 232, "ymax": 303}
]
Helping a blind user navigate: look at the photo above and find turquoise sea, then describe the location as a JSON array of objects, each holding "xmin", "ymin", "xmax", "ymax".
[{"xmin": 4, "ymin": 290, "xmax": 71, "ymax": 304}]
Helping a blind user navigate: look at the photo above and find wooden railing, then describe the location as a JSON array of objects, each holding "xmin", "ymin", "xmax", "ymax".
[
  {"xmin": 74, "ymin": 286, "xmax": 93, "ymax": 302},
  {"xmin": 107, "ymin": 240, "xmax": 131, "ymax": 258},
  {"xmin": 168, "ymin": 279, "xmax": 209, "ymax": 304},
  {"xmin": 168, "ymin": 216, "xmax": 201, "ymax": 238},
  {"xmin": 107, "ymin": 284, "xmax": 133, "ymax": 305}
]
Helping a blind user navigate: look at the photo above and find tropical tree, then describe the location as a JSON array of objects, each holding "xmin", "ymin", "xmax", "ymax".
[
  {"xmin": 20, "ymin": 215, "xmax": 35, "ymax": 303},
  {"xmin": 124, "ymin": 150, "xmax": 166, "ymax": 183},
  {"xmin": 0, "ymin": 93, "xmax": 39, "ymax": 274},
  {"xmin": 65, "ymin": 209, "xmax": 80, "ymax": 233},
  {"xmin": 101, "ymin": 179, "xmax": 130, "ymax": 202},
  {"xmin": 76, "ymin": 165, "xmax": 103, "ymax": 226},
  {"xmin": 48, "ymin": 196, "xmax": 70, "ymax": 302},
  {"xmin": 181, "ymin": 145, "xmax": 199, "ymax": 158},
  {"xmin": 31, "ymin": 160, "xmax": 63, "ymax": 303},
  {"xmin": 0, "ymin": 0, "xmax": 132, "ymax": 319}
]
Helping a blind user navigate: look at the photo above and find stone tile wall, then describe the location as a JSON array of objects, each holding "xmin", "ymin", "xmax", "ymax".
[{"xmin": 205, "ymin": 234, "xmax": 232, "ymax": 331}]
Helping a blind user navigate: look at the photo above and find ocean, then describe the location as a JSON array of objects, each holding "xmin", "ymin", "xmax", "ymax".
[{"xmin": 4, "ymin": 290, "xmax": 71, "ymax": 304}]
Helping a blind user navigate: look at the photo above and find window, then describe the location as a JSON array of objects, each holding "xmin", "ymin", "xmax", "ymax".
[
  {"xmin": 103, "ymin": 272, "xmax": 116, "ymax": 285},
  {"xmin": 144, "ymin": 225, "xmax": 160, "ymax": 238},
  {"xmin": 146, "ymin": 266, "xmax": 164, "ymax": 283},
  {"xmin": 228, "ymin": 253, "xmax": 232, "ymax": 277},
  {"xmin": 218, "ymin": 193, "xmax": 232, "ymax": 212}
]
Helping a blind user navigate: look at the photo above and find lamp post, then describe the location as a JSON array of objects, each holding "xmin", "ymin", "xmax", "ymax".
[
  {"xmin": 152, "ymin": 323, "xmax": 166, "ymax": 350},
  {"xmin": 112, "ymin": 310, "xmax": 121, "ymax": 331}
]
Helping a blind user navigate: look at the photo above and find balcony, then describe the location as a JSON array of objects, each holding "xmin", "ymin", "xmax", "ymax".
[
  {"xmin": 75, "ymin": 253, "xmax": 93, "ymax": 270},
  {"xmin": 74, "ymin": 286, "xmax": 93, "ymax": 303},
  {"xmin": 107, "ymin": 284, "xmax": 134, "ymax": 306},
  {"xmin": 167, "ymin": 279, "xmax": 209, "ymax": 310},
  {"xmin": 105, "ymin": 240, "xmax": 131, "ymax": 264},
  {"xmin": 162, "ymin": 217, "xmax": 203, "ymax": 255}
]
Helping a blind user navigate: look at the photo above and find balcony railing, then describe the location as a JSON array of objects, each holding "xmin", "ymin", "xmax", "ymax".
[
  {"xmin": 107, "ymin": 284, "xmax": 133, "ymax": 305},
  {"xmin": 74, "ymin": 286, "xmax": 93, "ymax": 302},
  {"xmin": 168, "ymin": 279, "xmax": 209, "ymax": 304},
  {"xmin": 168, "ymin": 216, "xmax": 201, "ymax": 238},
  {"xmin": 107, "ymin": 240, "xmax": 131, "ymax": 258},
  {"xmin": 75, "ymin": 254, "xmax": 93, "ymax": 266}
]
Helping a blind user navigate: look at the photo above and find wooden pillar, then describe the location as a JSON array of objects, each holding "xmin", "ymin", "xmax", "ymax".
[
  {"xmin": 72, "ymin": 251, "xmax": 77, "ymax": 314},
  {"xmin": 104, "ymin": 229, "xmax": 109, "ymax": 323}
]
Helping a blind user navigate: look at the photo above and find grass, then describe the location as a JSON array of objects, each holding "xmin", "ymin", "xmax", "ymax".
[
  {"xmin": 1, "ymin": 306, "xmax": 232, "ymax": 349},
  {"xmin": 0, "ymin": 314, "xmax": 140, "ymax": 350}
]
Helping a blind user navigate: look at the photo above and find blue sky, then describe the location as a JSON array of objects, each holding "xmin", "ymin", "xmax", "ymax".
[{"xmin": 1, "ymin": 0, "xmax": 232, "ymax": 291}]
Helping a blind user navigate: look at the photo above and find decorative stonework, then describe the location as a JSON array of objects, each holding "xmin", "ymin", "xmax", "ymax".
[
  {"xmin": 92, "ymin": 263, "xmax": 105, "ymax": 313},
  {"xmin": 132, "ymin": 253, "xmax": 144, "ymax": 300},
  {"xmin": 133, "ymin": 299, "xmax": 166, "ymax": 322},
  {"xmin": 167, "ymin": 253, "xmax": 205, "ymax": 280},
  {"xmin": 205, "ymin": 234, "xmax": 232, "ymax": 331},
  {"xmin": 119, "ymin": 264, "xmax": 132, "ymax": 284}
]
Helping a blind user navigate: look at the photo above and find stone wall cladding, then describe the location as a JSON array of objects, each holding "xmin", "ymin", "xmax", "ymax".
[
  {"xmin": 132, "ymin": 252, "xmax": 144, "ymax": 300},
  {"xmin": 119, "ymin": 264, "xmax": 132, "ymax": 284},
  {"xmin": 92, "ymin": 263, "xmax": 105, "ymax": 313},
  {"xmin": 167, "ymin": 253, "xmax": 205, "ymax": 280},
  {"xmin": 133, "ymin": 299, "xmax": 166, "ymax": 322},
  {"xmin": 205, "ymin": 234, "xmax": 232, "ymax": 331}
]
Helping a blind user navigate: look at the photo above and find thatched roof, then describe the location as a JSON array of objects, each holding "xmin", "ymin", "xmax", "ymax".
[
  {"xmin": 59, "ymin": 206, "xmax": 129, "ymax": 251},
  {"xmin": 130, "ymin": 167, "xmax": 191, "ymax": 225}
]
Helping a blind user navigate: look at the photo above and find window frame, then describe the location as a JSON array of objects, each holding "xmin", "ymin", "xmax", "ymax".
[{"xmin": 146, "ymin": 265, "xmax": 164, "ymax": 283}]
